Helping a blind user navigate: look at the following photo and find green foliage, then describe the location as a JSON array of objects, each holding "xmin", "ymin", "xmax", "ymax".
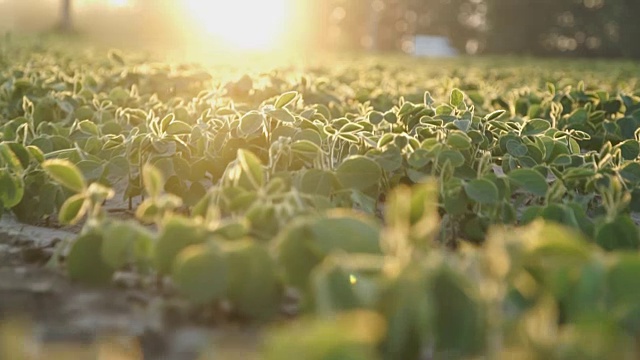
[
  {"xmin": 58, "ymin": 193, "xmax": 87, "ymax": 225},
  {"xmin": 154, "ymin": 216, "xmax": 206, "ymax": 274},
  {"xmin": 3, "ymin": 41, "xmax": 640, "ymax": 358},
  {"xmin": 508, "ymin": 168, "xmax": 549, "ymax": 197},
  {"xmin": 264, "ymin": 311, "xmax": 386, "ymax": 360},
  {"xmin": 101, "ymin": 220, "xmax": 154, "ymax": 269},
  {"xmin": 172, "ymin": 243, "xmax": 228, "ymax": 304},
  {"xmin": 42, "ymin": 159, "xmax": 86, "ymax": 193},
  {"xmin": 225, "ymin": 240, "xmax": 281, "ymax": 320},
  {"xmin": 595, "ymin": 216, "xmax": 640, "ymax": 251},
  {"xmin": 464, "ymin": 179, "xmax": 499, "ymax": 204},
  {"xmin": 336, "ymin": 156, "xmax": 382, "ymax": 191},
  {"xmin": 66, "ymin": 231, "xmax": 115, "ymax": 286}
]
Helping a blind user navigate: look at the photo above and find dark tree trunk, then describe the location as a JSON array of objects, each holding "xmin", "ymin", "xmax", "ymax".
[
  {"xmin": 620, "ymin": 0, "xmax": 640, "ymax": 59},
  {"xmin": 59, "ymin": 0, "xmax": 73, "ymax": 32}
]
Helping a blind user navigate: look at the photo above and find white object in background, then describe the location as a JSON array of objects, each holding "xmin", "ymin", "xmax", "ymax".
[{"xmin": 413, "ymin": 35, "xmax": 458, "ymax": 57}]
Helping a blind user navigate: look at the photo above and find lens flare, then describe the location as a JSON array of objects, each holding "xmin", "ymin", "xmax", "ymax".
[{"xmin": 183, "ymin": 0, "xmax": 289, "ymax": 51}]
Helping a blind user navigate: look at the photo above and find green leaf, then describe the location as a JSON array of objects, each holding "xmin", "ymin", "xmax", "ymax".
[
  {"xmin": 269, "ymin": 108, "xmax": 296, "ymax": 123},
  {"xmin": 380, "ymin": 265, "xmax": 431, "ymax": 359},
  {"xmin": 237, "ymin": 149, "xmax": 265, "ymax": 189},
  {"xmin": 368, "ymin": 111, "xmax": 384, "ymax": 125},
  {"xmin": 617, "ymin": 140, "xmax": 640, "ymax": 161},
  {"xmin": 42, "ymin": 159, "xmax": 86, "ymax": 193},
  {"xmin": 568, "ymin": 108, "xmax": 588, "ymax": 125},
  {"xmin": 407, "ymin": 149, "xmax": 432, "ymax": 168},
  {"xmin": 6, "ymin": 142, "xmax": 30, "ymax": 169},
  {"xmin": 135, "ymin": 200, "xmax": 160, "ymax": 222},
  {"xmin": 274, "ymin": 218, "xmax": 323, "ymax": 289},
  {"xmin": 608, "ymin": 255, "xmax": 640, "ymax": 312},
  {"xmin": 619, "ymin": 162, "xmax": 640, "ymax": 185},
  {"xmin": 432, "ymin": 266, "xmax": 486, "ymax": 355},
  {"xmin": 158, "ymin": 114, "xmax": 174, "ymax": 134},
  {"xmin": 453, "ymin": 119, "xmax": 471, "ymax": 132},
  {"xmin": 142, "ymin": 164, "xmax": 164, "ymax": 198},
  {"xmin": 336, "ymin": 156, "xmax": 382, "ymax": 191},
  {"xmin": 264, "ymin": 311, "xmax": 384, "ymax": 360},
  {"xmin": 464, "ymin": 179, "xmax": 499, "ymax": 204},
  {"xmin": 443, "ymin": 185, "xmax": 468, "ymax": 216},
  {"xmin": 424, "ymin": 91, "xmax": 435, "ymax": 106},
  {"xmin": 540, "ymin": 204, "xmax": 580, "ymax": 229},
  {"xmin": 0, "ymin": 143, "xmax": 24, "ymax": 172},
  {"xmin": 58, "ymin": 193, "xmax": 87, "ymax": 225},
  {"xmin": 323, "ymin": 124, "xmax": 337, "ymax": 136},
  {"xmin": 165, "ymin": 120, "xmax": 192, "ymax": 135},
  {"xmin": 67, "ymin": 232, "xmax": 114, "ymax": 285},
  {"xmin": 563, "ymin": 167, "xmax": 596, "ymax": 181},
  {"xmin": 547, "ymin": 82, "xmax": 556, "ymax": 94},
  {"xmin": 485, "ymin": 110, "xmax": 506, "ymax": 121},
  {"xmin": 384, "ymin": 111, "xmax": 398, "ymax": 124},
  {"xmin": 310, "ymin": 255, "xmax": 363, "ymax": 315},
  {"xmin": 173, "ymin": 244, "xmax": 228, "ymax": 304},
  {"xmin": 225, "ymin": 240, "xmax": 281, "ymax": 320},
  {"xmin": 239, "ymin": 111, "xmax": 265, "ymax": 135},
  {"xmin": 340, "ymin": 123, "xmax": 364, "ymax": 134},
  {"xmin": 374, "ymin": 146, "xmax": 403, "ymax": 172},
  {"xmin": 104, "ymin": 156, "xmax": 128, "ymax": 178},
  {"xmin": 310, "ymin": 211, "xmax": 381, "ymax": 255},
  {"xmin": 102, "ymin": 220, "xmax": 154, "ymax": 269},
  {"xmin": 211, "ymin": 219, "xmax": 250, "ymax": 240},
  {"xmin": 184, "ymin": 182, "xmax": 207, "ymax": 207},
  {"xmin": 337, "ymin": 132, "xmax": 360, "ymax": 143},
  {"xmin": 450, "ymin": 88, "xmax": 465, "ymax": 108},
  {"xmin": 553, "ymin": 154, "xmax": 572, "ymax": 166},
  {"xmin": 155, "ymin": 216, "xmax": 207, "ymax": 274},
  {"xmin": 78, "ymin": 120, "xmax": 100, "ymax": 136},
  {"xmin": 291, "ymin": 140, "xmax": 322, "ymax": 159},
  {"xmin": 437, "ymin": 149, "xmax": 466, "ymax": 168},
  {"xmin": 446, "ymin": 132, "xmax": 472, "ymax": 150},
  {"xmin": 300, "ymin": 169, "xmax": 336, "ymax": 197},
  {"xmin": 506, "ymin": 140, "xmax": 528, "ymax": 158},
  {"xmin": 0, "ymin": 171, "xmax": 24, "ymax": 208},
  {"xmin": 521, "ymin": 119, "xmax": 551, "ymax": 136},
  {"xmin": 275, "ymin": 91, "xmax": 298, "ymax": 109},
  {"xmin": 377, "ymin": 133, "xmax": 395, "ymax": 148},
  {"xmin": 508, "ymin": 168, "xmax": 549, "ymax": 197},
  {"xmin": 76, "ymin": 160, "xmax": 104, "ymax": 182},
  {"xmin": 595, "ymin": 216, "xmax": 640, "ymax": 251},
  {"xmin": 26, "ymin": 145, "xmax": 44, "ymax": 163}
]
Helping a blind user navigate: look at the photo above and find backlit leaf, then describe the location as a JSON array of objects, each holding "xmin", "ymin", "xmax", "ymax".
[
  {"xmin": 336, "ymin": 156, "xmax": 382, "ymax": 191},
  {"xmin": 464, "ymin": 179, "xmax": 499, "ymax": 204},
  {"xmin": 42, "ymin": 159, "xmax": 86, "ymax": 193}
]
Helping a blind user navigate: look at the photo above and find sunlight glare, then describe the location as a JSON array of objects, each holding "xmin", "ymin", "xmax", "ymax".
[
  {"xmin": 107, "ymin": 0, "xmax": 130, "ymax": 8},
  {"xmin": 184, "ymin": 0, "xmax": 289, "ymax": 51}
]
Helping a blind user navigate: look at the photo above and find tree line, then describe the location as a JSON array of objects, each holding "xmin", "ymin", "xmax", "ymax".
[
  {"xmin": 56, "ymin": 0, "xmax": 640, "ymax": 58},
  {"xmin": 306, "ymin": 0, "xmax": 640, "ymax": 58}
]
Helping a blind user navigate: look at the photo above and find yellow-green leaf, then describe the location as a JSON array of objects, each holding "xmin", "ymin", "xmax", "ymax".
[{"xmin": 42, "ymin": 159, "xmax": 86, "ymax": 193}]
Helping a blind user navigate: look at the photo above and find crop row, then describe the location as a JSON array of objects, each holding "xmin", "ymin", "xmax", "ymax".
[{"xmin": 2, "ymin": 41, "xmax": 640, "ymax": 357}]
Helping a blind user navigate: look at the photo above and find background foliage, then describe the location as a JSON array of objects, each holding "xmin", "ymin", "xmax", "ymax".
[
  {"xmin": 2, "ymin": 0, "xmax": 638, "ymax": 58},
  {"xmin": 309, "ymin": 0, "xmax": 640, "ymax": 58}
]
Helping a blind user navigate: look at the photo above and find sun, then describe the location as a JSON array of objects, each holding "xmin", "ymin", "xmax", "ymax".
[
  {"xmin": 183, "ymin": 0, "xmax": 289, "ymax": 51},
  {"xmin": 108, "ymin": 0, "xmax": 130, "ymax": 7}
]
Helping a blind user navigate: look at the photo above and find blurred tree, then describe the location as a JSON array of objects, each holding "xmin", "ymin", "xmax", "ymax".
[
  {"xmin": 318, "ymin": 0, "xmax": 487, "ymax": 54},
  {"xmin": 484, "ymin": 0, "xmax": 640, "ymax": 58},
  {"xmin": 617, "ymin": 0, "xmax": 640, "ymax": 59},
  {"xmin": 485, "ymin": 0, "xmax": 545, "ymax": 55},
  {"xmin": 409, "ymin": 0, "xmax": 484, "ymax": 53},
  {"xmin": 59, "ymin": 0, "xmax": 73, "ymax": 32}
]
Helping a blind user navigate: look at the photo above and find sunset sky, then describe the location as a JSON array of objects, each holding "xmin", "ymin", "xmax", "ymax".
[{"xmin": 0, "ymin": 0, "xmax": 299, "ymax": 53}]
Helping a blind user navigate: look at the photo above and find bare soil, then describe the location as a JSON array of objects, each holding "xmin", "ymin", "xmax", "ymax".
[{"xmin": 0, "ymin": 214, "xmax": 262, "ymax": 360}]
